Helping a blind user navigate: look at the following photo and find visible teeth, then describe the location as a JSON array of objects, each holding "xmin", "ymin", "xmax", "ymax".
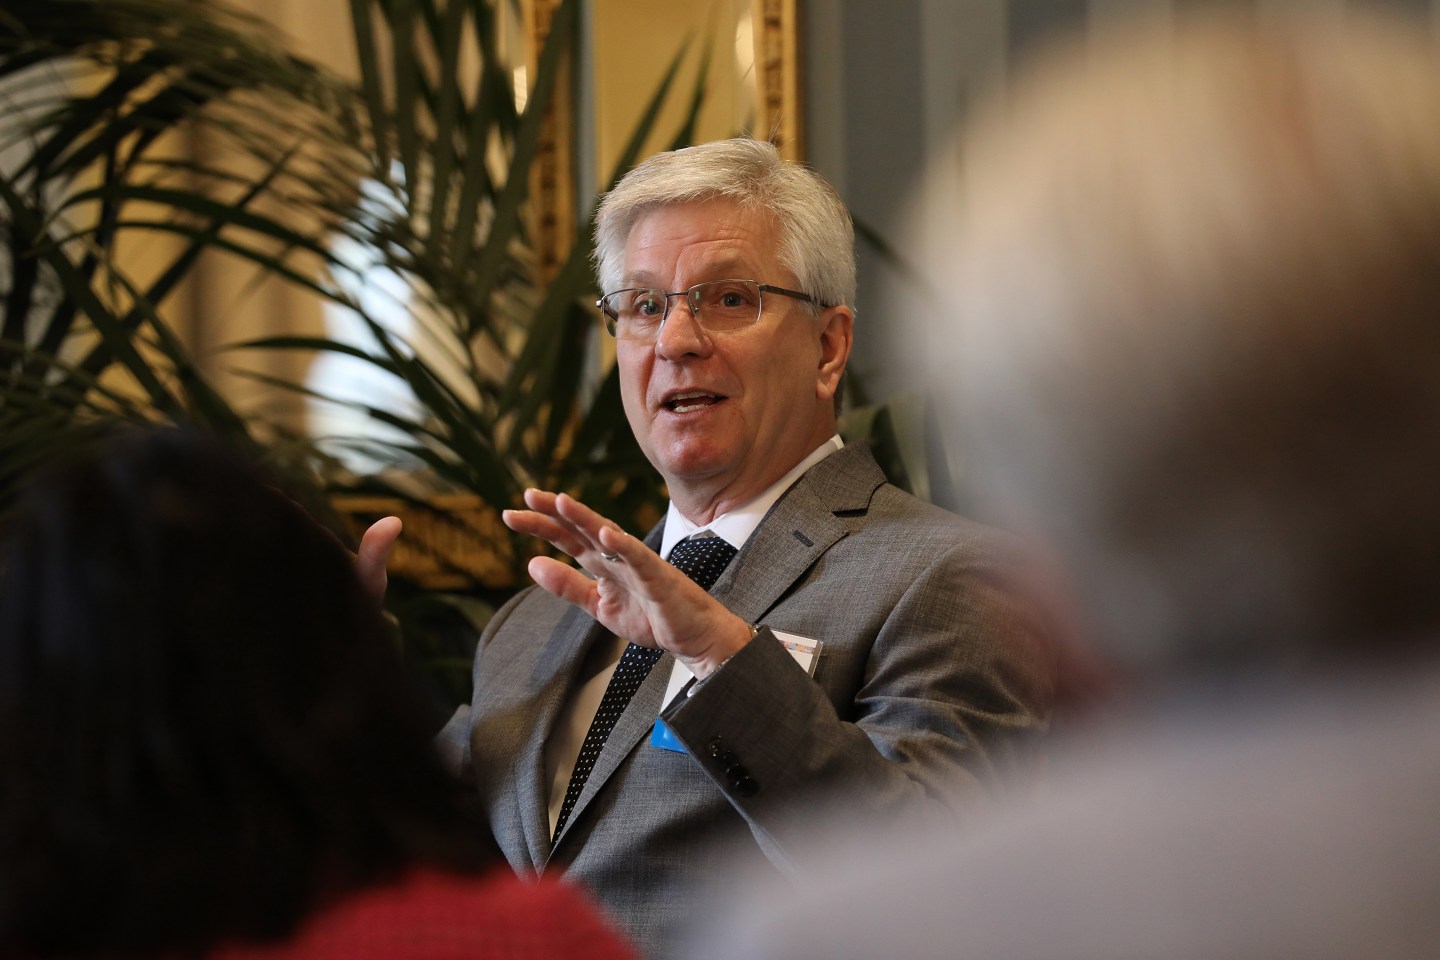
[{"xmin": 667, "ymin": 390, "xmax": 718, "ymax": 413}]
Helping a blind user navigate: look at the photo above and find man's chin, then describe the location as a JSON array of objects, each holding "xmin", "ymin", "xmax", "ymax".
[
  {"xmin": 658, "ymin": 458, "xmax": 731, "ymax": 487},
  {"xmin": 653, "ymin": 446, "xmax": 739, "ymax": 492}
]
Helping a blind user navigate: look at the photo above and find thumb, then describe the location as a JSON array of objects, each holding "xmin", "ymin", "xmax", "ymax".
[{"xmin": 356, "ymin": 516, "xmax": 402, "ymax": 602}]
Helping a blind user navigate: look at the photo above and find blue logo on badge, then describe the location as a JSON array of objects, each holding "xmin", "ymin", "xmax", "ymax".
[{"xmin": 650, "ymin": 719, "xmax": 686, "ymax": 753}]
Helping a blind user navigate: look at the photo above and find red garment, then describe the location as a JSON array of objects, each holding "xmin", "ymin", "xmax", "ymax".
[{"xmin": 206, "ymin": 869, "xmax": 636, "ymax": 960}]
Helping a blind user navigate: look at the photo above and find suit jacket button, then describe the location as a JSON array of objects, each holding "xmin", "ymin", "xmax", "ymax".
[{"xmin": 732, "ymin": 775, "xmax": 758, "ymax": 797}]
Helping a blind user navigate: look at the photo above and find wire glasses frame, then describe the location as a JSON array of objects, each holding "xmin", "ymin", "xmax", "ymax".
[{"xmin": 596, "ymin": 279, "xmax": 823, "ymax": 340}]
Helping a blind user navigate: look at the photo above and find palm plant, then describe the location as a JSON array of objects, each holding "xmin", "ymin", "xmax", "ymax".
[
  {"xmin": 0, "ymin": 0, "xmax": 351, "ymax": 511},
  {"xmin": 244, "ymin": 0, "xmax": 716, "ymax": 592},
  {"xmin": 0, "ymin": 0, "xmax": 711, "ymax": 711},
  {"xmin": 1, "ymin": 0, "xmax": 716, "ymax": 543}
]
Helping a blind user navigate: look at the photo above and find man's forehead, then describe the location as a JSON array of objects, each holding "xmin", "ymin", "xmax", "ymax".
[{"xmin": 621, "ymin": 201, "xmax": 782, "ymax": 287}]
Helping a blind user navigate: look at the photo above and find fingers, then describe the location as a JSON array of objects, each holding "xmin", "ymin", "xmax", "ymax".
[
  {"xmin": 502, "ymin": 507, "xmax": 577, "ymax": 552},
  {"xmin": 553, "ymin": 492, "xmax": 634, "ymax": 561},
  {"xmin": 548, "ymin": 492, "xmax": 616, "ymax": 554},
  {"xmin": 503, "ymin": 489, "xmax": 629, "ymax": 567},
  {"xmin": 594, "ymin": 522, "xmax": 652, "ymax": 572},
  {"xmin": 527, "ymin": 556, "xmax": 601, "ymax": 615},
  {"xmin": 356, "ymin": 516, "xmax": 402, "ymax": 603},
  {"xmin": 521, "ymin": 487, "xmax": 560, "ymax": 514}
]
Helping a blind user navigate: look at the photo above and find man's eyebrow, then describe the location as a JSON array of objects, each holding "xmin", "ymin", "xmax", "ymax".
[{"xmin": 620, "ymin": 271, "xmax": 663, "ymax": 288}]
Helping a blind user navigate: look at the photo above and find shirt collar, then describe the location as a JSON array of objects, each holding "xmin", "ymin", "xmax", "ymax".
[{"xmin": 660, "ymin": 435, "xmax": 844, "ymax": 559}]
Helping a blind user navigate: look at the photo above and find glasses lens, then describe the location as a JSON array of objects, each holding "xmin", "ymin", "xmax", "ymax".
[
  {"xmin": 601, "ymin": 289, "xmax": 667, "ymax": 339},
  {"xmin": 689, "ymin": 280, "xmax": 761, "ymax": 331}
]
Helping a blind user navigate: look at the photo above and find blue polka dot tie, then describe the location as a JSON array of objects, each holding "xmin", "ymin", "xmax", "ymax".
[{"xmin": 552, "ymin": 535, "xmax": 739, "ymax": 839}]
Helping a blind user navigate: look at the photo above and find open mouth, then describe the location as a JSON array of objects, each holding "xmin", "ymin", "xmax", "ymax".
[{"xmin": 664, "ymin": 391, "xmax": 725, "ymax": 413}]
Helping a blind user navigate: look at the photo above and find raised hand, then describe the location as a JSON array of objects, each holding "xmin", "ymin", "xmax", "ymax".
[{"xmin": 502, "ymin": 490, "xmax": 752, "ymax": 678}]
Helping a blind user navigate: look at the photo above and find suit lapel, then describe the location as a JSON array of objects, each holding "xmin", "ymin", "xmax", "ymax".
[
  {"xmin": 712, "ymin": 443, "xmax": 884, "ymax": 623},
  {"xmin": 507, "ymin": 604, "xmax": 610, "ymax": 869}
]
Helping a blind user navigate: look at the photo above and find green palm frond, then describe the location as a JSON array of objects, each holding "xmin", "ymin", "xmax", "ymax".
[
  {"xmin": 2, "ymin": 0, "xmax": 723, "ymax": 623},
  {"xmin": 233, "ymin": 0, "xmax": 714, "ymax": 553},
  {"xmin": 1, "ymin": 0, "xmax": 365, "ymax": 490}
]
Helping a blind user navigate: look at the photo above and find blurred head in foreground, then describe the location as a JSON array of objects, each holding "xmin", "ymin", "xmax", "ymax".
[
  {"xmin": 690, "ymin": 14, "xmax": 1440, "ymax": 958},
  {"xmin": 0, "ymin": 429, "xmax": 494, "ymax": 956},
  {"xmin": 918, "ymin": 9, "xmax": 1440, "ymax": 685}
]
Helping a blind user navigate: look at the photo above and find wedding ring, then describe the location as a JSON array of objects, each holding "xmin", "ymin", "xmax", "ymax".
[{"xmin": 600, "ymin": 552, "xmax": 621, "ymax": 562}]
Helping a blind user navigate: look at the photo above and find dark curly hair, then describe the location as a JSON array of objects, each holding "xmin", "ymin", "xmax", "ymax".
[{"xmin": 0, "ymin": 428, "xmax": 496, "ymax": 957}]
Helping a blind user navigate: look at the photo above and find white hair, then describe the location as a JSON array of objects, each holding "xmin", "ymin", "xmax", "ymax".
[{"xmin": 594, "ymin": 138, "xmax": 855, "ymax": 310}]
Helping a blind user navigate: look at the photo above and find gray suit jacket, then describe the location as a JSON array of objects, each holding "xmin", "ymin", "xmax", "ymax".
[{"xmin": 438, "ymin": 444, "xmax": 1052, "ymax": 958}]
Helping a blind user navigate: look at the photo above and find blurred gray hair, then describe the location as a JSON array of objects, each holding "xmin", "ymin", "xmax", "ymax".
[
  {"xmin": 916, "ymin": 10, "xmax": 1440, "ymax": 674},
  {"xmin": 594, "ymin": 138, "xmax": 856, "ymax": 310}
]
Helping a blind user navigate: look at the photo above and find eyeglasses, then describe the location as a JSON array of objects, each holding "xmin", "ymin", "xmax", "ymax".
[{"xmin": 596, "ymin": 279, "xmax": 822, "ymax": 340}]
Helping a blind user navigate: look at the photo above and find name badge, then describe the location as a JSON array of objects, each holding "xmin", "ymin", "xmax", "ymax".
[
  {"xmin": 650, "ymin": 629, "xmax": 824, "ymax": 753},
  {"xmin": 772, "ymin": 630, "xmax": 822, "ymax": 675}
]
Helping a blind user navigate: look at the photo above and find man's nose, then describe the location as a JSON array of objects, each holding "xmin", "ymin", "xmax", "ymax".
[{"xmin": 655, "ymin": 296, "xmax": 711, "ymax": 359}]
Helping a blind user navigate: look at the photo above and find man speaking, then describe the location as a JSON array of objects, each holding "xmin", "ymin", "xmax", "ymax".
[{"xmin": 379, "ymin": 138, "xmax": 1052, "ymax": 958}]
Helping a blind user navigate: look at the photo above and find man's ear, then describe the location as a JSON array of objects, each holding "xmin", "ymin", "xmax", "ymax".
[{"xmin": 816, "ymin": 305, "xmax": 854, "ymax": 403}]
